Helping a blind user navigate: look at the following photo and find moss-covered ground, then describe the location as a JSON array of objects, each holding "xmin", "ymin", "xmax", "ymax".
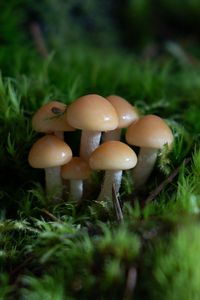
[{"xmin": 0, "ymin": 43, "xmax": 200, "ymax": 299}]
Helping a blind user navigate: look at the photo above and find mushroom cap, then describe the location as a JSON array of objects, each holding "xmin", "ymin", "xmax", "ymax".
[
  {"xmin": 28, "ymin": 135, "xmax": 72, "ymax": 168},
  {"xmin": 61, "ymin": 157, "xmax": 91, "ymax": 180},
  {"xmin": 66, "ymin": 94, "xmax": 118, "ymax": 131},
  {"xmin": 89, "ymin": 141, "xmax": 137, "ymax": 171},
  {"xmin": 106, "ymin": 95, "xmax": 139, "ymax": 128},
  {"xmin": 32, "ymin": 101, "xmax": 75, "ymax": 133},
  {"xmin": 126, "ymin": 115, "xmax": 174, "ymax": 149}
]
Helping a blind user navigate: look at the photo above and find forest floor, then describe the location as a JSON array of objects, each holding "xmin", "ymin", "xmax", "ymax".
[{"xmin": 0, "ymin": 45, "xmax": 200, "ymax": 299}]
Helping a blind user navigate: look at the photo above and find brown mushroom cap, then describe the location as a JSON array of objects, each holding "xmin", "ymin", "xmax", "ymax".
[
  {"xmin": 28, "ymin": 135, "xmax": 72, "ymax": 168},
  {"xmin": 126, "ymin": 115, "xmax": 174, "ymax": 149},
  {"xmin": 89, "ymin": 141, "xmax": 137, "ymax": 170},
  {"xmin": 32, "ymin": 101, "xmax": 75, "ymax": 133},
  {"xmin": 66, "ymin": 94, "xmax": 118, "ymax": 131},
  {"xmin": 61, "ymin": 157, "xmax": 91, "ymax": 180},
  {"xmin": 106, "ymin": 95, "xmax": 139, "ymax": 128}
]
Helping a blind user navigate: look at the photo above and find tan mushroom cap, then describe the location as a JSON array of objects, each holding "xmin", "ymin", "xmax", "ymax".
[
  {"xmin": 61, "ymin": 157, "xmax": 91, "ymax": 180},
  {"xmin": 28, "ymin": 135, "xmax": 72, "ymax": 168},
  {"xmin": 106, "ymin": 95, "xmax": 139, "ymax": 128},
  {"xmin": 126, "ymin": 115, "xmax": 174, "ymax": 149},
  {"xmin": 32, "ymin": 101, "xmax": 75, "ymax": 133},
  {"xmin": 66, "ymin": 94, "xmax": 118, "ymax": 131},
  {"xmin": 89, "ymin": 141, "xmax": 137, "ymax": 170}
]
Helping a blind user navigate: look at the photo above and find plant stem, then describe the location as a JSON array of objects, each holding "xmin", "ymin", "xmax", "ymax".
[
  {"xmin": 80, "ymin": 130, "xmax": 101, "ymax": 161},
  {"xmin": 133, "ymin": 147, "xmax": 158, "ymax": 190}
]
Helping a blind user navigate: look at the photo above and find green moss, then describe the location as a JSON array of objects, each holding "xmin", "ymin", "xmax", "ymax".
[{"xmin": 152, "ymin": 223, "xmax": 200, "ymax": 300}]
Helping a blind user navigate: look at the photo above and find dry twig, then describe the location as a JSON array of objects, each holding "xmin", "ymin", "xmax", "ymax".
[
  {"xmin": 123, "ymin": 267, "xmax": 137, "ymax": 300},
  {"xmin": 144, "ymin": 157, "xmax": 191, "ymax": 204},
  {"xmin": 41, "ymin": 208, "xmax": 61, "ymax": 222},
  {"xmin": 30, "ymin": 22, "xmax": 48, "ymax": 57},
  {"xmin": 10, "ymin": 255, "xmax": 33, "ymax": 276},
  {"xmin": 112, "ymin": 185, "xmax": 124, "ymax": 223}
]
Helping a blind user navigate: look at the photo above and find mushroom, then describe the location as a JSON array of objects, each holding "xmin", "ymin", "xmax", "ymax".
[
  {"xmin": 32, "ymin": 101, "xmax": 75, "ymax": 140},
  {"xmin": 66, "ymin": 94, "xmax": 118, "ymax": 161},
  {"xmin": 28, "ymin": 135, "xmax": 72, "ymax": 198},
  {"xmin": 126, "ymin": 115, "xmax": 174, "ymax": 190},
  {"xmin": 104, "ymin": 95, "xmax": 139, "ymax": 141},
  {"xmin": 89, "ymin": 141, "xmax": 137, "ymax": 202},
  {"xmin": 61, "ymin": 157, "xmax": 91, "ymax": 202}
]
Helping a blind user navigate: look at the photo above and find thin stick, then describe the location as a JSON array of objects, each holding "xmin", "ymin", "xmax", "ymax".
[
  {"xmin": 11, "ymin": 255, "xmax": 33, "ymax": 276},
  {"xmin": 30, "ymin": 22, "xmax": 48, "ymax": 57},
  {"xmin": 41, "ymin": 208, "xmax": 61, "ymax": 222},
  {"xmin": 145, "ymin": 157, "xmax": 191, "ymax": 204},
  {"xmin": 112, "ymin": 185, "xmax": 123, "ymax": 222},
  {"xmin": 123, "ymin": 267, "xmax": 137, "ymax": 300}
]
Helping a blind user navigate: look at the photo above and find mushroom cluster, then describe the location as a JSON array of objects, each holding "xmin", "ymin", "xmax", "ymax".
[{"xmin": 28, "ymin": 94, "xmax": 174, "ymax": 205}]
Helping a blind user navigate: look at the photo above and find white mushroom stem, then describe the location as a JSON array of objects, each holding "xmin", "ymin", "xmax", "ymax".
[
  {"xmin": 97, "ymin": 170, "xmax": 122, "ymax": 202},
  {"xmin": 45, "ymin": 167, "xmax": 62, "ymax": 199},
  {"xmin": 80, "ymin": 130, "xmax": 101, "ymax": 162},
  {"xmin": 54, "ymin": 131, "xmax": 64, "ymax": 140},
  {"xmin": 103, "ymin": 128, "xmax": 121, "ymax": 142},
  {"xmin": 44, "ymin": 131, "xmax": 63, "ymax": 198},
  {"xmin": 69, "ymin": 179, "xmax": 83, "ymax": 202},
  {"xmin": 133, "ymin": 147, "xmax": 158, "ymax": 190},
  {"xmin": 54, "ymin": 131, "xmax": 65, "ymax": 191}
]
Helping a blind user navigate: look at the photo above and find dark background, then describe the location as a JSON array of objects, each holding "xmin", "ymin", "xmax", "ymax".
[{"xmin": 1, "ymin": 0, "xmax": 200, "ymax": 58}]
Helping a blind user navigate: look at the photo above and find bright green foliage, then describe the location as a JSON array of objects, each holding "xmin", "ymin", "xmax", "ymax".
[
  {"xmin": 152, "ymin": 223, "xmax": 200, "ymax": 300},
  {"xmin": 0, "ymin": 274, "xmax": 13, "ymax": 300},
  {"xmin": 21, "ymin": 274, "xmax": 66, "ymax": 300},
  {"xmin": 19, "ymin": 222, "xmax": 140, "ymax": 299}
]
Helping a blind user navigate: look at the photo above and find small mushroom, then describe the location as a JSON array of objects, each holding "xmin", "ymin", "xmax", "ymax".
[
  {"xmin": 32, "ymin": 101, "xmax": 75, "ymax": 140},
  {"xmin": 28, "ymin": 135, "xmax": 72, "ymax": 198},
  {"xmin": 104, "ymin": 95, "xmax": 139, "ymax": 141},
  {"xmin": 126, "ymin": 115, "xmax": 174, "ymax": 190},
  {"xmin": 89, "ymin": 141, "xmax": 137, "ymax": 202},
  {"xmin": 61, "ymin": 157, "xmax": 91, "ymax": 202},
  {"xmin": 66, "ymin": 94, "xmax": 118, "ymax": 161}
]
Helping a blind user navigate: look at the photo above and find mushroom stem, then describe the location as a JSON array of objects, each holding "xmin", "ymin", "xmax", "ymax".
[
  {"xmin": 97, "ymin": 170, "xmax": 122, "ymax": 202},
  {"xmin": 133, "ymin": 147, "xmax": 158, "ymax": 190},
  {"xmin": 80, "ymin": 130, "xmax": 101, "ymax": 161},
  {"xmin": 46, "ymin": 131, "xmax": 63, "ymax": 198},
  {"xmin": 45, "ymin": 167, "xmax": 62, "ymax": 199},
  {"xmin": 54, "ymin": 131, "xmax": 64, "ymax": 140},
  {"xmin": 69, "ymin": 179, "xmax": 83, "ymax": 202},
  {"xmin": 103, "ymin": 128, "xmax": 121, "ymax": 142}
]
